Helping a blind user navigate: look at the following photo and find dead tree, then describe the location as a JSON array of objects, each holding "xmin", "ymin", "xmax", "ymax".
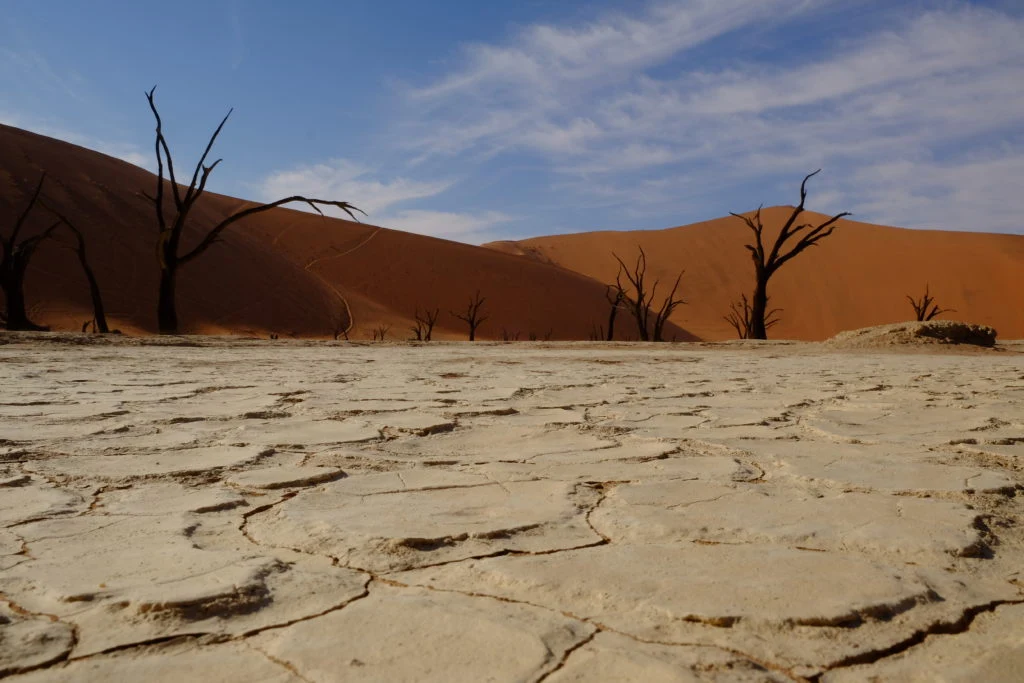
[
  {"xmin": 730, "ymin": 170, "xmax": 849, "ymax": 340},
  {"xmin": 500, "ymin": 328, "xmax": 520, "ymax": 342},
  {"xmin": 144, "ymin": 87, "xmax": 363, "ymax": 334},
  {"xmin": 651, "ymin": 276, "xmax": 685, "ymax": 342},
  {"xmin": 907, "ymin": 284, "xmax": 954, "ymax": 321},
  {"xmin": 372, "ymin": 324, "xmax": 391, "ymax": 341},
  {"xmin": 41, "ymin": 204, "xmax": 110, "ymax": 333},
  {"xmin": 724, "ymin": 293, "xmax": 781, "ymax": 339},
  {"xmin": 1, "ymin": 174, "xmax": 62, "ymax": 331},
  {"xmin": 611, "ymin": 247, "xmax": 685, "ymax": 342},
  {"xmin": 451, "ymin": 291, "xmax": 488, "ymax": 341},
  {"xmin": 410, "ymin": 306, "xmax": 440, "ymax": 341},
  {"xmin": 604, "ymin": 284, "xmax": 625, "ymax": 341}
]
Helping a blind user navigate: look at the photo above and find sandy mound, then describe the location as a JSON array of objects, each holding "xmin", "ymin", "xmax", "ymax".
[
  {"xmin": 1, "ymin": 124, "xmax": 694, "ymax": 341},
  {"xmin": 826, "ymin": 321, "xmax": 998, "ymax": 348},
  {"xmin": 487, "ymin": 209, "xmax": 1024, "ymax": 341}
]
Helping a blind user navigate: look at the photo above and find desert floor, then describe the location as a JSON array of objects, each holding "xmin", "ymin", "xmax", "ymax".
[{"xmin": 1, "ymin": 335, "xmax": 1022, "ymax": 682}]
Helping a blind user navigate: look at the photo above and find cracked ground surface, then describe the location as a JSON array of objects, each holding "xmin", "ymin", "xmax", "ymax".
[{"xmin": 0, "ymin": 335, "xmax": 1022, "ymax": 682}]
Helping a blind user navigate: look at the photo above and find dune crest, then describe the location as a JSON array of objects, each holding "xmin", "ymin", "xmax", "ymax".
[
  {"xmin": 487, "ymin": 209, "xmax": 1024, "ymax": 340},
  {"xmin": 0, "ymin": 125, "xmax": 693, "ymax": 341}
]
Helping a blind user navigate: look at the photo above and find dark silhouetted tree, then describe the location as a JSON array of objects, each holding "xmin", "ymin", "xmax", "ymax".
[
  {"xmin": 730, "ymin": 170, "xmax": 850, "ymax": 340},
  {"xmin": 411, "ymin": 306, "xmax": 440, "ymax": 341},
  {"xmin": 907, "ymin": 284, "xmax": 954, "ymax": 321},
  {"xmin": 144, "ymin": 86, "xmax": 362, "ymax": 334},
  {"xmin": 611, "ymin": 247, "xmax": 685, "ymax": 342},
  {"xmin": 604, "ymin": 284, "xmax": 625, "ymax": 341},
  {"xmin": 451, "ymin": 290, "xmax": 488, "ymax": 341},
  {"xmin": 1, "ymin": 174, "xmax": 61, "ymax": 331},
  {"xmin": 372, "ymin": 323, "xmax": 391, "ymax": 341},
  {"xmin": 41, "ymin": 204, "xmax": 109, "ymax": 333},
  {"xmin": 723, "ymin": 293, "xmax": 781, "ymax": 339}
]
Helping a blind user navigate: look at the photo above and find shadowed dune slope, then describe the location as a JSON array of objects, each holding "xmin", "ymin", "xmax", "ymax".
[
  {"xmin": 242, "ymin": 218, "xmax": 698, "ymax": 341},
  {"xmin": 1, "ymin": 124, "xmax": 346, "ymax": 336},
  {"xmin": 1, "ymin": 125, "xmax": 693, "ymax": 340},
  {"xmin": 487, "ymin": 209, "xmax": 1024, "ymax": 340}
]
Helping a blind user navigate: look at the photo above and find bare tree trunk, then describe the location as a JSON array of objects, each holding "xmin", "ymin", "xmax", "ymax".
[
  {"xmin": 2, "ymin": 174, "xmax": 55, "ymax": 331},
  {"xmin": 749, "ymin": 271, "xmax": 769, "ymax": 341},
  {"xmin": 1, "ymin": 266, "xmax": 44, "ymax": 331},
  {"xmin": 605, "ymin": 285, "xmax": 622, "ymax": 341},
  {"xmin": 606, "ymin": 304, "xmax": 618, "ymax": 342},
  {"xmin": 74, "ymin": 245, "xmax": 109, "ymax": 333},
  {"xmin": 157, "ymin": 266, "xmax": 178, "ymax": 335}
]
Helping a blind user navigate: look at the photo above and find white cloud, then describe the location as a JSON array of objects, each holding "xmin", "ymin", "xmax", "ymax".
[
  {"xmin": 256, "ymin": 159, "xmax": 511, "ymax": 242},
  {"xmin": 405, "ymin": 0, "xmax": 832, "ymax": 159},
  {"xmin": 374, "ymin": 210, "xmax": 513, "ymax": 244},
  {"xmin": 843, "ymin": 150, "xmax": 1024, "ymax": 233},
  {"xmin": 258, "ymin": 159, "xmax": 453, "ymax": 217},
  {"xmin": 412, "ymin": 0, "xmax": 825, "ymax": 102},
  {"xmin": 403, "ymin": 2, "xmax": 1024, "ymax": 233}
]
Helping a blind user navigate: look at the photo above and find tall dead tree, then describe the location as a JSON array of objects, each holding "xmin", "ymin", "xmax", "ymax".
[
  {"xmin": 41, "ymin": 204, "xmax": 109, "ymax": 333},
  {"xmin": 611, "ymin": 247, "xmax": 685, "ymax": 342},
  {"xmin": 907, "ymin": 284, "xmax": 954, "ymax": 321},
  {"xmin": 144, "ymin": 87, "xmax": 362, "ymax": 334},
  {"xmin": 411, "ymin": 306, "xmax": 440, "ymax": 341},
  {"xmin": 730, "ymin": 170, "xmax": 850, "ymax": 340},
  {"xmin": 451, "ymin": 290, "xmax": 488, "ymax": 341},
  {"xmin": 1, "ymin": 174, "xmax": 61, "ymax": 331},
  {"xmin": 723, "ymin": 293, "xmax": 781, "ymax": 339}
]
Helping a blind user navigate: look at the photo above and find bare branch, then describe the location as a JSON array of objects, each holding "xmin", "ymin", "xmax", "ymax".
[
  {"xmin": 184, "ymin": 110, "xmax": 232, "ymax": 205},
  {"xmin": 652, "ymin": 270, "xmax": 685, "ymax": 342},
  {"xmin": 9, "ymin": 173, "xmax": 47, "ymax": 249},
  {"xmin": 724, "ymin": 293, "xmax": 781, "ymax": 339},
  {"xmin": 769, "ymin": 211, "xmax": 851, "ymax": 274},
  {"xmin": 179, "ymin": 197, "xmax": 365, "ymax": 264},
  {"xmin": 145, "ymin": 87, "xmax": 169, "ymax": 235},
  {"xmin": 146, "ymin": 86, "xmax": 182, "ymax": 210}
]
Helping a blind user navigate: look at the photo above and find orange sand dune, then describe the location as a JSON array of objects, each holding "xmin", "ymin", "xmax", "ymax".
[
  {"xmin": 487, "ymin": 209, "xmax": 1024, "ymax": 340},
  {"xmin": 242, "ymin": 216, "xmax": 698, "ymax": 341},
  {"xmin": 1, "ymin": 125, "xmax": 693, "ymax": 340},
  {"xmin": 1, "ymin": 124, "xmax": 345, "ymax": 336}
]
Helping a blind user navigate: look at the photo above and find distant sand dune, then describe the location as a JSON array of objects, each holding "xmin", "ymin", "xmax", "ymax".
[
  {"xmin": 487, "ymin": 210, "xmax": 1024, "ymax": 340},
  {"xmin": 0, "ymin": 125, "xmax": 691, "ymax": 341},
  {"xmin": 3, "ymin": 123, "xmax": 1020, "ymax": 340}
]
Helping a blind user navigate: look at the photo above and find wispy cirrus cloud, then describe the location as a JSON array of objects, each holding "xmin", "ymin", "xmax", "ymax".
[
  {"xmin": 256, "ymin": 159, "xmax": 511, "ymax": 243},
  {"xmin": 406, "ymin": 0, "xmax": 828, "ymax": 160},
  {"xmin": 378, "ymin": 209, "xmax": 513, "ymax": 244},
  {"xmin": 258, "ymin": 158, "xmax": 453, "ymax": 216},
  {"xmin": 400, "ymin": 1, "xmax": 1024, "ymax": 233}
]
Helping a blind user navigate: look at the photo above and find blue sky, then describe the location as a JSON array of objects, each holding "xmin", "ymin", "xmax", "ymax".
[{"xmin": 2, "ymin": 0, "xmax": 1022, "ymax": 242}]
